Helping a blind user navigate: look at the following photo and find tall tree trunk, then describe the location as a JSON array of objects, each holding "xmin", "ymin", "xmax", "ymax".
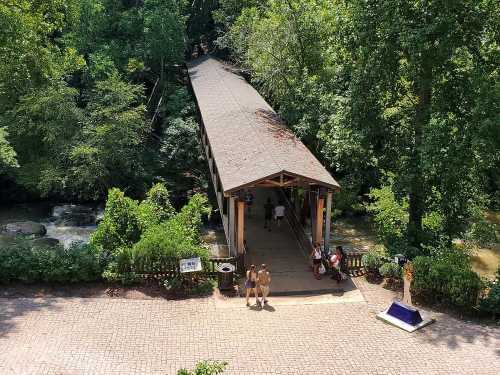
[{"xmin": 408, "ymin": 60, "xmax": 432, "ymax": 247}]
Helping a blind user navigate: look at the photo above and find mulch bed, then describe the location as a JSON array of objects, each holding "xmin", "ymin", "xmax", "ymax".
[{"xmin": 0, "ymin": 281, "xmax": 214, "ymax": 300}]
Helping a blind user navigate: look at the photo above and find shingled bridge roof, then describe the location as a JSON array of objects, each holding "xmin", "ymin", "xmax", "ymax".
[{"xmin": 187, "ymin": 55, "xmax": 340, "ymax": 194}]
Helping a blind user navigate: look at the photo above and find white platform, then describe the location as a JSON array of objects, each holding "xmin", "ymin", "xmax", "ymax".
[{"xmin": 377, "ymin": 309, "xmax": 436, "ymax": 333}]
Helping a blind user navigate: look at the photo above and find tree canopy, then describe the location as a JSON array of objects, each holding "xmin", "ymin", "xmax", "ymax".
[{"xmin": 215, "ymin": 0, "xmax": 499, "ymax": 250}]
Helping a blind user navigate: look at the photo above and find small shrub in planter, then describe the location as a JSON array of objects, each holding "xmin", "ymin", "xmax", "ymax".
[
  {"xmin": 379, "ymin": 262, "xmax": 402, "ymax": 281},
  {"xmin": 177, "ymin": 360, "xmax": 227, "ymax": 375},
  {"xmin": 362, "ymin": 251, "xmax": 384, "ymax": 275}
]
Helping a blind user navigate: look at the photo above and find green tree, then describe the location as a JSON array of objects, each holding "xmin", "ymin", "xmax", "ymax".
[
  {"xmin": 70, "ymin": 74, "xmax": 150, "ymax": 199},
  {"xmin": 222, "ymin": 0, "xmax": 499, "ymax": 249},
  {"xmin": 144, "ymin": 0, "xmax": 187, "ymax": 83},
  {"xmin": 0, "ymin": 81, "xmax": 83, "ymax": 196},
  {"xmin": 91, "ymin": 188, "xmax": 142, "ymax": 254},
  {"xmin": 0, "ymin": 128, "xmax": 18, "ymax": 173}
]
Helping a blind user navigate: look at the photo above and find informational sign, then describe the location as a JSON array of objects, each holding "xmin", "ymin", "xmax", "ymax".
[{"xmin": 179, "ymin": 257, "xmax": 202, "ymax": 273}]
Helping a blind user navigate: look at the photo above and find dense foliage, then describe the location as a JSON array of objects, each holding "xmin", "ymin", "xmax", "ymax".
[
  {"xmin": 0, "ymin": 241, "xmax": 103, "ymax": 284},
  {"xmin": 91, "ymin": 184, "xmax": 211, "ymax": 284},
  {"xmin": 0, "ymin": 0, "xmax": 206, "ymax": 202},
  {"xmin": 479, "ymin": 268, "xmax": 500, "ymax": 316},
  {"xmin": 214, "ymin": 0, "xmax": 499, "ymax": 252},
  {"xmin": 379, "ymin": 262, "xmax": 402, "ymax": 280},
  {"xmin": 177, "ymin": 361, "xmax": 228, "ymax": 375},
  {"xmin": 412, "ymin": 252, "xmax": 483, "ymax": 310}
]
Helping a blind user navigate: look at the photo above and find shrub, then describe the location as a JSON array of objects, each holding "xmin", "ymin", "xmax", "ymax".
[
  {"xmin": 130, "ymin": 220, "xmax": 210, "ymax": 274},
  {"xmin": 411, "ymin": 254, "xmax": 483, "ymax": 310},
  {"xmin": 379, "ymin": 262, "xmax": 402, "ymax": 280},
  {"xmin": 479, "ymin": 268, "xmax": 500, "ymax": 316},
  {"xmin": 137, "ymin": 182, "xmax": 176, "ymax": 231},
  {"xmin": 448, "ymin": 269, "xmax": 483, "ymax": 309},
  {"xmin": 366, "ymin": 182, "xmax": 408, "ymax": 247},
  {"xmin": 0, "ymin": 241, "xmax": 103, "ymax": 284},
  {"xmin": 91, "ymin": 188, "xmax": 141, "ymax": 254},
  {"xmin": 101, "ymin": 193, "xmax": 211, "ymax": 283},
  {"xmin": 177, "ymin": 361, "xmax": 227, "ymax": 375},
  {"xmin": 362, "ymin": 251, "xmax": 384, "ymax": 273}
]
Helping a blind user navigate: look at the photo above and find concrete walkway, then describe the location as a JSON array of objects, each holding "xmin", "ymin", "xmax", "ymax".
[
  {"xmin": 243, "ymin": 188, "xmax": 359, "ymax": 297},
  {"xmin": 1, "ymin": 293, "xmax": 498, "ymax": 375}
]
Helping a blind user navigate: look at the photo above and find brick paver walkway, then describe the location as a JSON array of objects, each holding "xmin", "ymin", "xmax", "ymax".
[{"xmin": 1, "ymin": 291, "xmax": 498, "ymax": 375}]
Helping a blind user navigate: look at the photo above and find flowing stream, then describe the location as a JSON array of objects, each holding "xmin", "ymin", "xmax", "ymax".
[{"xmin": 0, "ymin": 202, "xmax": 102, "ymax": 248}]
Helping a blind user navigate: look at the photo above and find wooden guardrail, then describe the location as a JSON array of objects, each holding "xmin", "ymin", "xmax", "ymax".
[
  {"xmin": 277, "ymin": 189, "xmax": 314, "ymax": 256},
  {"xmin": 132, "ymin": 255, "xmax": 244, "ymax": 281},
  {"xmin": 346, "ymin": 252, "xmax": 363, "ymax": 271}
]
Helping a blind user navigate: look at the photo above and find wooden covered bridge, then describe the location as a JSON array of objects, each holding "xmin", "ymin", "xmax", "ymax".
[{"xmin": 187, "ymin": 56, "xmax": 341, "ymax": 276}]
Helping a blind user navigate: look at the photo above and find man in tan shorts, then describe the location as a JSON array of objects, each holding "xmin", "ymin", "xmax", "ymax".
[{"xmin": 258, "ymin": 264, "xmax": 271, "ymax": 305}]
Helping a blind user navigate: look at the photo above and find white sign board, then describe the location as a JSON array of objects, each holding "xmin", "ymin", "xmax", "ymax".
[{"xmin": 179, "ymin": 257, "xmax": 202, "ymax": 273}]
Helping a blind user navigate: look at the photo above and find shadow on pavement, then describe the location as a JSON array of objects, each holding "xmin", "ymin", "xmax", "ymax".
[{"xmin": 0, "ymin": 297, "xmax": 61, "ymax": 338}]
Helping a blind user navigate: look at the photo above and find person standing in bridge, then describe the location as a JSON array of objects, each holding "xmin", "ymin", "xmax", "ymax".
[
  {"xmin": 258, "ymin": 264, "xmax": 271, "ymax": 305},
  {"xmin": 244, "ymin": 189, "xmax": 254, "ymax": 217},
  {"xmin": 274, "ymin": 201, "xmax": 285, "ymax": 227},
  {"xmin": 264, "ymin": 198, "xmax": 274, "ymax": 231}
]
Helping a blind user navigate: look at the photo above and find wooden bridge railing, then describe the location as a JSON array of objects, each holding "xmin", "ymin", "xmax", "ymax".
[
  {"xmin": 132, "ymin": 254, "xmax": 244, "ymax": 281},
  {"xmin": 346, "ymin": 252, "xmax": 364, "ymax": 274}
]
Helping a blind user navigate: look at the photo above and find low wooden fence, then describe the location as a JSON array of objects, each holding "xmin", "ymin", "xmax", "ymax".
[
  {"xmin": 345, "ymin": 252, "xmax": 364, "ymax": 275},
  {"xmin": 133, "ymin": 255, "xmax": 244, "ymax": 281}
]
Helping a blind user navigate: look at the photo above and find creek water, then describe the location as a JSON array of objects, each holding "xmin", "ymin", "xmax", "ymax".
[{"xmin": 0, "ymin": 202, "xmax": 101, "ymax": 248}]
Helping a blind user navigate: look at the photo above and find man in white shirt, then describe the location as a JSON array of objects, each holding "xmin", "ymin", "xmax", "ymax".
[{"xmin": 274, "ymin": 203, "xmax": 285, "ymax": 227}]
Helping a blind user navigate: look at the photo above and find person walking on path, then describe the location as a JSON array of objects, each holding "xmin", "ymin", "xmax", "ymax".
[
  {"xmin": 264, "ymin": 198, "xmax": 274, "ymax": 231},
  {"xmin": 258, "ymin": 264, "xmax": 271, "ymax": 305},
  {"xmin": 274, "ymin": 202, "xmax": 285, "ymax": 227},
  {"xmin": 244, "ymin": 190, "xmax": 254, "ymax": 217},
  {"xmin": 245, "ymin": 265, "xmax": 259, "ymax": 306},
  {"xmin": 310, "ymin": 243, "xmax": 323, "ymax": 280}
]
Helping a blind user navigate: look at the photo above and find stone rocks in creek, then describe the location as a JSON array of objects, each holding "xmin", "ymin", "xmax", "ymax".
[
  {"xmin": 3, "ymin": 221, "xmax": 47, "ymax": 236},
  {"xmin": 31, "ymin": 237, "xmax": 60, "ymax": 248},
  {"xmin": 52, "ymin": 204, "xmax": 96, "ymax": 226}
]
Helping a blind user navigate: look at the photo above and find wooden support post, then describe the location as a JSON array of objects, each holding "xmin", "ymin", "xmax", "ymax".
[
  {"xmin": 228, "ymin": 196, "xmax": 236, "ymax": 256},
  {"xmin": 237, "ymin": 200, "xmax": 245, "ymax": 254},
  {"xmin": 309, "ymin": 190, "xmax": 316, "ymax": 243},
  {"xmin": 324, "ymin": 190, "xmax": 333, "ymax": 252},
  {"xmin": 315, "ymin": 197, "xmax": 324, "ymax": 247}
]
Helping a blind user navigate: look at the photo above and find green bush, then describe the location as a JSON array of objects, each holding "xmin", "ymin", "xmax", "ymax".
[
  {"xmin": 479, "ymin": 268, "xmax": 500, "ymax": 316},
  {"xmin": 130, "ymin": 221, "xmax": 210, "ymax": 273},
  {"xmin": 137, "ymin": 182, "xmax": 176, "ymax": 231},
  {"xmin": 100, "ymin": 192, "xmax": 211, "ymax": 283},
  {"xmin": 0, "ymin": 241, "xmax": 103, "ymax": 284},
  {"xmin": 362, "ymin": 251, "xmax": 384, "ymax": 273},
  {"xmin": 177, "ymin": 361, "xmax": 227, "ymax": 375},
  {"xmin": 379, "ymin": 262, "xmax": 402, "ymax": 279},
  {"xmin": 91, "ymin": 188, "xmax": 141, "ymax": 254},
  {"xmin": 366, "ymin": 182, "xmax": 408, "ymax": 247},
  {"xmin": 411, "ymin": 255, "xmax": 483, "ymax": 310}
]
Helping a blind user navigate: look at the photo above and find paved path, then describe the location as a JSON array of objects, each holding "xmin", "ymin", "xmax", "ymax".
[{"xmin": 1, "ymin": 285, "xmax": 498, "ymax": 375}]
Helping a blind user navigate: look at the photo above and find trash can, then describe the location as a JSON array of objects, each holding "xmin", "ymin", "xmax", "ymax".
[
  {"xmin": 217, "ymin": 263, "xmax": 235, "ymax": 291},
  {"xmin": 394, "ymin": 254, "xmax": 407, "ymax": 267}
]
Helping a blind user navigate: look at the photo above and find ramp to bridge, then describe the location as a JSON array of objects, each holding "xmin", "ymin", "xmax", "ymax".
[{"xmin": 243, "ymin": 188, "xmax": 356, "ymax": 295}]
